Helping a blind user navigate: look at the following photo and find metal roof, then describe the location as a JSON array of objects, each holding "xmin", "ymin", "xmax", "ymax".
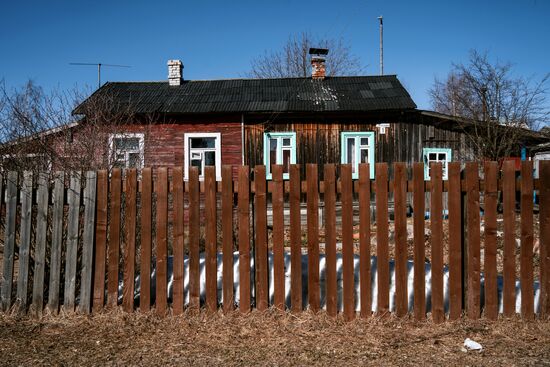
[{"xmin": 73, "ymin": 75, "xmax": 416, "ymax": 115}]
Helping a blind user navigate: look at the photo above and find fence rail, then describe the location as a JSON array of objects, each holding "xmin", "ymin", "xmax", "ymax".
[{"xmin": 0, "ymin": 161, "xmax": 549, "ymax": 321}]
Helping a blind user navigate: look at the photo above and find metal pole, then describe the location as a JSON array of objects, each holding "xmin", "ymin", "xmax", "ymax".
[
  {"xmin": 378, "ymin": 16, "xmax": 383, "ymax": 76},
  {"xmin": 97, "ymin": 63, "xmax": 101, "ymax": 88}
]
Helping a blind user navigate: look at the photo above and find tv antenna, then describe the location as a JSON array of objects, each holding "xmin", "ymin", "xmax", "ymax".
[{"xmin": 69, "ymin": 62, "xmax": 131, "ymax": 88}]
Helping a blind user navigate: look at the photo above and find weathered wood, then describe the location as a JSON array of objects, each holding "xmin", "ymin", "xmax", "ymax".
[
  {"xmin": 222, "ymin": 166, "xmax": 234, "ymax": 313},
  {"xmin": 540, "ymin": 161, "xmax": 550, "ymax": 317},
  {"xmin": 290, "ymin": 164, "xmax": 302, "ymax": 313},
  {"xmin": 394, "ymin": 163, "xmax": 408, "ymax": 318},
  {"xmin": 123, "ymin": 169, "xmax": 137, "ymax": 313},
  {"xmin": 520, "ymin": 161, "xmax": 534, "ymax": 320},
  {"xmin": 64, "ymin": 172, "xmax": 81, "ymax": 312},
  {"xmin": 1, "ymin": 171, "xmax": 17, "ymax": 312},
  {"xmin": 466, "ymin": 162, "xmax": 480, "ymax": 320},
  {"xmin": 31, "ymin": 172, "xmax": 49, "ymax": 315},
  {"xmin": 238, "ymin": 166, "xmax": 251, "ymax": 313},
  {"xmin": 272, "ymin": 165, "xmax": 285, "ymax": 310},
  {"xmin": 447, "ymin": 162, "xmax": 462, "ymax": 320},
  {"xmin": 16, "ymin": 171, "xmax": 32, "ymax": 313},
  {"xmin": 93, "ymin": 170, "xmax": 108, "ymax": 311},
  {"xmin": 306, "ymin": 164, "xmax": 320, "ymax": 313},
  {"xmin": 376, "ymin": 163, "xmax": 389, "ymax": 316},
  {"xmin": 483, "ymin": 162, "xmax": 498, "ymax": 320},
  {"xmin": 47, "ymin": 172, "xmax": 64, "ymax": 313},
  {"xmin": 341, "ymin": 164, "xmax": 355, "ymax": 321},
  {"xmin": 172, "ymin": 167, "xmax": 185, "ymax": 315},
  {"xmin": 359, "ymin": 164, "xmax": 371, "ymax": 318},
  {"xmin": 254, "ymin": 165, "xmax": 268, "ymax": 311},
  {"xmin": 413, "ymin": 163, "xmax": 426, "ymax": 320},
  {"xmin": 79, "ymin": 171, "xmax": 97, "ymax": 314},
  {"xmin": 155, "ymin": 167, "xmax": 168, "ymax": 315},
  {"xmin": 139, "ymin": 168, "xmax": 152, "ymax": 312},
  {"xmin": 324, "ymin": 164, "xmax": 337, "ymax": 317},
  {"xmin": 430, "ymin": 163, "xmax": 444, "ymax": 323},
  {"xmin": 204, "ymin": 166, "xmax": 218, "ymax": 313},
  {"xmin": 108, "ymin": 169, "xmax": 122, "ymax": 308},
  {"xmin": 502, "ymin": 160, "xmax": 516, "ymax": 317},
  {"xmin": 188, "ymin": 167, "xmax": 201, "ymax": 311}
]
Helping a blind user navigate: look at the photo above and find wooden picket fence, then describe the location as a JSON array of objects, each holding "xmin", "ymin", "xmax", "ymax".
[{"xmin": 0, "ymin": 161, "xmax": 549, "ymax": 322}]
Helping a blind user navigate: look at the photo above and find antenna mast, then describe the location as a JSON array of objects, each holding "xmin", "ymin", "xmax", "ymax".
[
  {"xmin": 378, "ymin": 16, "xmax": 383, "ymax": 75},
  {"xmin": 69, "ymin": 63, "xmax": 131, "ymax": 88}
]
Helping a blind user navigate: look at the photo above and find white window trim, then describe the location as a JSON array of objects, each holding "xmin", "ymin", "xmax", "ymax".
[
  {"xmin": 423, "ymin": 147, "xmax": 452, "ymax": 180},
  {"xmin": 108, "ymin": 133, "xmax": 145, "ymax": 170},
  {"xmin": 184, "ymin": 132, "xmax": 222, "ymax": 181},
  {"xmin": 340, "ymin": 131, "xmax": 375, "ymax": 179},
  {"xmin": 263, "ymin": 132, "xmax": 297, "ymax": 180}
]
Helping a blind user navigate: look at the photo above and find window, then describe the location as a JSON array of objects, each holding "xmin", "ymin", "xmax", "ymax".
[
  {"xmin": 341, "ymin": 132, "xmax": 375, "ymax": 179},
  {"xmin": 108, "ymin": 133, "xmax": 144, "ymax": 169},
  {"xmin": 184, "ymin": 132, "xmax": 221, "ymax": 180},
  {"xmin": 423, "ymin": 147, "xmax": 452, "ymax": 180},
  {"xmin": 263, "ymin": 132, "xmax": 296, "ymax": 179}
]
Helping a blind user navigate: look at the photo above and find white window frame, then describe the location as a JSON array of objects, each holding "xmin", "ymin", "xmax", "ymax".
[
  {"xmin": 340, "ymin": 131, "xmax": 375, "ymax": 179},
  {"xmin": 108, "ymin": 133, "xmax": 145, "ymax": 170},
  {"xmin": 184, "ymin": 132, "xmax": 222, "ymax": 181},
  {"xmin": 423, "ymin": 147, "xmax": 452, "ymax": 180},
  {"xmin": 263, "ymin": 132, "xmax": 297, "ymax": 180}
]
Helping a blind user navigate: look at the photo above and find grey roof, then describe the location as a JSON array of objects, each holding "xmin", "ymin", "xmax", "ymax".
[{"xmin": 74, "ymin": 75, "xmax": 416, "ymax": 115}]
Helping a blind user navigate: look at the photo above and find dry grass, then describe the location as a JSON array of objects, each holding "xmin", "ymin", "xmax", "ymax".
[{"xmin": 1, "ymin": 310, "xmax": 549, "ymax": 366}]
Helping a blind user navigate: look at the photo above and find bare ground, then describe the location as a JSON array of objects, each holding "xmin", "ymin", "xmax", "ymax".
[{"xmin": 1, "ymin": 310, "xmax": 549, "ymax": 366}]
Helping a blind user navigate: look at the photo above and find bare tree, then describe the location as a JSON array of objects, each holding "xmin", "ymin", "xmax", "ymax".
[
  {"xmin": 248, "ymin": 32, "xmax": 363, "ymax": 78},
  {"xmin": 429, "ymin": 50, "xmax": 549, "ymax": 160}
]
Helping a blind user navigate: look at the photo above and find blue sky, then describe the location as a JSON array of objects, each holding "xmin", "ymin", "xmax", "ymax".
[{"xmin": 1, "ymin": 0, "xmax": 549, "ymax": 110}]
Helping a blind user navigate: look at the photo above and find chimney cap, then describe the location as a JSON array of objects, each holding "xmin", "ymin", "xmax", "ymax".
[{"xmin": 309, "ymin": 48, "xmax": 329, "ymax": 56}]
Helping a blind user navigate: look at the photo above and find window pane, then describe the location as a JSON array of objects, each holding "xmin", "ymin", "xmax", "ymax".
[
  {"xmin": 269, "ymin": 138, "xmax": 278, "ymax": 165},
  {"xmin": 114, "ymin": 137, "xmax": 140, "ymax": 150},
  {"xmin": 128, "ymin": 153, "xmax": 141, "ymax": 168},
  {"xmin": 429, "ymin": 153, "xmax": 437, "ymax": 160},
  {"xmin": 438, "ymin": 153, "xmax": 447, "ymax": 161},
  {"xmin": 360, "ymin": 148, "xmax": 369, "ymax": 164},
  {"xmin": 204, "ymin": 151, "xmax": 216, "ymax": 166},
  {"xmin": 282, "ymin": 138, "xmax": 291, "ymax": 147},
  {"xmin": 347, "ymin": 137, "xmax": 356, "ymax": 173},
  {"xmin": 191, "ymin": 159, "xmax": 202, "ymax": 175},
  {"xmin": 282, "ymin": 149, "xmax": 290, "ymax": 173},
  {"xmin": 360, "ymin": 137, "xmax": 369, "ymax": 146},
  {"xmin": 190, "ymin": 137, "xmax": 216, "ymax": 149}
]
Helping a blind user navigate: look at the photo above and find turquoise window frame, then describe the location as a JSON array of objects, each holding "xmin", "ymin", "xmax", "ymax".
[
  {"xmin": 422, "ymin": 147, "xmax": 452, "ymax": 180},
  {"xmin": 340, "ymin": 131, "xmax": 375, "ymax": 179},
  {"xmin": 263, "ymin": 132, "xmax": 297, "ymax": 180}
]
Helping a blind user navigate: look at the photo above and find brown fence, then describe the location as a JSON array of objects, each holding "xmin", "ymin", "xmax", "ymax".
[{"xmin": 0, "ymin": 161, "xmax": 549, "ymax": 321}]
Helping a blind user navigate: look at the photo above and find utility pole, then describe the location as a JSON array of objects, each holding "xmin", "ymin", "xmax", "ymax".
[{"xmin": 378, "ymin": 16, "xmax": 384, "ymax": 75}]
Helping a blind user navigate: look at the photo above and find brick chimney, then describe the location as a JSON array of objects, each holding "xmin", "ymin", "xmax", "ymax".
[
  {"xmin": 167, "ymin": 59, "xmax": 183, "ymax": 86},
  {"xmin": 309, "ymin": 48, "xmax": 329, "ymax": 79}
]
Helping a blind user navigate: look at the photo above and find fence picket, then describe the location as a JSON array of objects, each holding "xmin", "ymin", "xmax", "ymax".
[
  {"xmin": 430, "ymin": 163, "xmax": 444, "ymax": 323},
  {"xmin": 254, "ymin": 166, "xmax": 268, "ymax": 311},
  {"xmin": 520, "ymin": 161, "xmax": 534, "ymax": 320},
  {"xmin": 272, "ymin": 165, "xmax": 285, "ymax": 310},
  {"xmin": 238, "ymin": 166, "xmax": 251, "ymax": 313},
  {"xmin": 290, "ymin": 164, "xmax": 302, "ymax": 313},
  {"xmin": 108, "ymin": 169, "xmax": 122, "ymax": 308},
  {"xmin": 16, "ymin": 171, "xmax": 32, "ymax": 313},
  {"xmin": 80, "ymin": 171, "xmax": 97, "ymax": 314},
  {"xmin": 64, "ymin": 172, "xmax": 81, "ymax": 312},
  {"xmin": 32, "ymin": 172, "xmax": 49, "ymax": 315},
  {"xmin": 539, "ymin": 161, "xmax": 550, "ymax": 317},
  {"xmin": 47, "ymin": 172, "xmax": 64, "ymax": 313},
  {"xmin": 307, "ymin": 164, "xmax": 320, "ymax": 313},
  {"xmin": 341, "ymin": 164, "xmax": 355, "ymax": 321},
  {"xmin": 376, "ymin": 163, "xmax": 389, "ymax": 316},
  {"xmin": 155, "ymin": 167, "xmax": 168, "ymax": 315},
  {"xmin": 413, "ymin": 163, "xmax": 426, "ymax": 320},
  {"xmin": 503, "ymin": 160, "xmax": 516, "ymax": 317},
  {"xmin": 448, "ymin": 162, "xmax": 462, "ymax": 320},
  {"xmin": 324, "ymin": 164, "xmax": 337, "ymax": 316},
  {"xmin": 188, "ymin": 167, "xmax": 200, "ymax": 311},
  {"xmin": 359, "ymin": 164, "xmax": 371, "ymax": 318},
  {"xmin": 1, "ymin": 171, "xmax": 17, "ymax": 312},
  {"xmin": 173, "ymin": 167, "xmax": 185, "ymax": 315},
  {"xmin": 222, "ymin": 166, "xmax": 234, "ymax": 313},
  {"xmin": 466, "ymin": 162, "xmax": 480, "ymax": 320},
  {"xmin": 140, "ymin": 168, "xmax": 153, "ymax": 312},
  {"xmin": 204, "ymin": 166, "xmax": 217, "ymax": 312},
  {"xmin": 93, "ymin": 170, "xmax": 108, "ymax": 311},
  {"xmin": 394, "ymin": 163, "xmax": 408, "ymax": 318},
  {"xmin": 484, "ymin": 162, "xmax": 498, "ymax": 320},
  {"xmin": 123, "ymin": 169, "xmax": 137, "ymax": 313}
]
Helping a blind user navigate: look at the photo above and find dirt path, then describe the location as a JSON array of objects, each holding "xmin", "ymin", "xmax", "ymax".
[{"xmin": 1, "ymin": 310, "xmax": 549, "ymax": 366}]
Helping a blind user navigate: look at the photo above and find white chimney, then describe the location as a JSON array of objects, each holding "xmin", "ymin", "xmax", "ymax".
[{"xmin": 167, "ymin": 59, "xmax": 183, "ymax": 86}]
